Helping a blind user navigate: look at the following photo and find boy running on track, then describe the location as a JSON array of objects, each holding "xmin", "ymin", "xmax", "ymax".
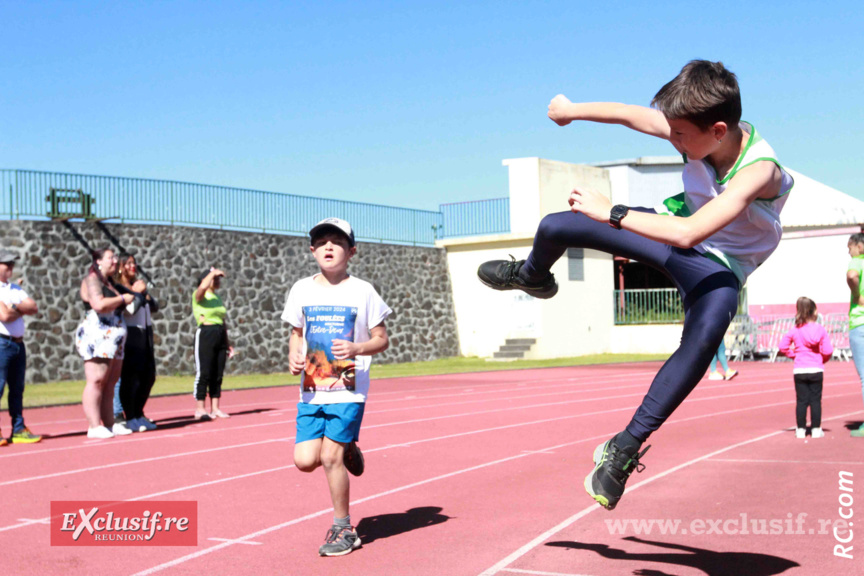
[
  {"xmin": 283, "ymin": 218, "xmax": 392, "ymax": 556},
  {"xmin": 478, "ymin": 60, "xmax": 793, "ymax": 510}
]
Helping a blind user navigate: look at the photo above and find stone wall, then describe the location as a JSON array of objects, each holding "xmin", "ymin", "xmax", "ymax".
[{"xmin": 0, "ymin": 220, "xmax": 459, "ymax": 383}]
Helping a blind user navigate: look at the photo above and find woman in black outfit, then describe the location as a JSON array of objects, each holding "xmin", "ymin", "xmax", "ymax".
[{"xmin": 115, "ymin": 253, "xmax": 160, "ymax": 432}]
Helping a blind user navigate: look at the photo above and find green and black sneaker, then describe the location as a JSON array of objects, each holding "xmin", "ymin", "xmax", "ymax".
[
  {"xmin": 584, "ymin": 435, "xmax": 650, "ymax": 510},
  {"xmin": 477, "ymin": 256, "xmax": 558, "ymax": 299}
]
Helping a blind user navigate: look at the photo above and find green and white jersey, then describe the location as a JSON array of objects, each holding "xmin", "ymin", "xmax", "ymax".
[
  {"xmin": 848, "ymin": 256, "xmax": 864, "ymax": 330},
  {"xmin": 655, "ymin": 122, "xmax": 794, "ymax": 284}
]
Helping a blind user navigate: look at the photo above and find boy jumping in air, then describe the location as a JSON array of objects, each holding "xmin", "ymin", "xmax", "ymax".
[
  {"xmin": 478, "ymin": 60, "xmax": 793, "ymax": 510},
  {"xmin": 283, "ymin": 218, "xmax": 392, "ymax": 555}
]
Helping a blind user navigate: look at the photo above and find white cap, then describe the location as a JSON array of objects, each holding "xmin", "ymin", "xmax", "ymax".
[{"xmin": 309, "ymin": 218, "xmax": 355, "ymax": 247}]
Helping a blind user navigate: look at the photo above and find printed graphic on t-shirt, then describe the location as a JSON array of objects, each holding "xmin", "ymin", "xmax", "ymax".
[{"xmin": 302, "ymin": 305, "xmax": 358, "ymax": 393}]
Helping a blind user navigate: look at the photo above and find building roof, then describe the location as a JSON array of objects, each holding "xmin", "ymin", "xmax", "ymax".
[
  {"xmin": 591, "ymin": 155, "xmax": 683, "ymax": 168},
  {"xmin": 782, "ymin": 168, "xmax": 864, "ymax": 229},
  {"xmin": 592, "ymin": 156, "xmax": 864, "ymax": 230}
]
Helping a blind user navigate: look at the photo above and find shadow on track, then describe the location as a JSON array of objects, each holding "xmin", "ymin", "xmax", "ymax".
[
  {"xmin": 546, "ymin": 536, "xmax": 799, "ymax": 576},
  {"xmin": 39, "ymin": 407, "xmax": 279, "ymax": 439},
  {"xmin": 356, "ymin": 506, "xmax": 452, "ymax": 545}
]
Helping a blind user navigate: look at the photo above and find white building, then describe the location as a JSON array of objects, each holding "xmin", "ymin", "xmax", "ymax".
[{"xmin": 437, "ymin": 157, "xmax": 864, "ymax": 359}]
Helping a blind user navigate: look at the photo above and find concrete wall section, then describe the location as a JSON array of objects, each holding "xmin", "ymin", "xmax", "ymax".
[
  {"xmin": 439, "ymin": 233, "xmax": 614, "ymax": 359},
  {"xmin": 439, "ymin": 234, "xmax": 537, "ymax": 358},
  {"xmin": 534, "ymin": 248, "xmax": 613, "ymax": 358},
  {"xmin": 610, "ymin": 324, "xmax": 683, "ymax": 355},
  {"xmin": 0, "ymin": 220, "xmax": 459, "ymax": 383},
  {"xmin": 442, "ymin": 157, "xmax": 616, "ymax": 359},
  {"xmin": 538, "ymin": 160, "xmax": 610, "ymax": 218},
  {"xmin": 503, "ymin": 158, "xmax": 541, "ymax": 236}
]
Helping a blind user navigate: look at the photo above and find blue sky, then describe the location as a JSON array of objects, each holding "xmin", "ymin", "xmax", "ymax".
[{"xmin": 2, "ymin": 1, "xmax": 861, "ymax": 211}]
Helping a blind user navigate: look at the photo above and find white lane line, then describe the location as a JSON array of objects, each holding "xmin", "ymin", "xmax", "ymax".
[
  {"xmin": 24, "ymin": 365, "xmax": 681, "ymax": 433},
  {"xmin": 502, "ymin": 569, "xmax": 596, "ymax": 576},
  {"xmin": 208, "ymin": 537, "xmax": 262, "ymax": 545},
  {"xmin": 5, "ymin": 369, "xmax": 809, "ymax": 460},
  {"xmin": 366, "ymin": 369, "xmax": 661, "ymax": 398},
  {"xmin": 0, "ymin": 372, "xmax": 793, "ymax": 462},
  {"xmin": 130, "ymin": 436, "xmax": 599, "ymax": 576},
  {"xmin": 5, "ymin": 389, "xmax": 838, "ymax": 534},
  {"xmin": 1, "ymin": 406, "xmax": 649, "ymax": 534},
  {"xmin": 0, "ymin": 464, "xmax": 296, "ymax": 534},
  {"xmin": 0, "ymin": 383, "xmax": 847, "ymax": 486},
  {"xmin": 0, "ymin": 375, "xmax": 656, "ymax": 459},
  {"xmin": 477, "ymin": 408, "xmax": 864, "ymax": 576},
  {"xmin": 0, "ymin": 438, "xmax": 290, "ymax": 487},
  {"xmin": 368, "ymin": 373, "xmax": 786, "ymax": 417},
  {"xmin": 3, "ymin": 384, "xmax": 628, "ymax": 460},
  {"xmin": 0, "ymin": 410, "xmax": 634, "ymax": 534},
  {"xmin": 707, "ymin": 458, "xmax": 864, "ymax": 465},
  {"xmin": 14, "ymin": 369, "xmax": 660, "ymax": 439},
  {"xmin": 130, "ymin": 401, "xmax": 863, "ymax": 575},
  {"xmin": 22, "ymin": 397, "xmax": 297, "ymax": 428},
  {"xmin": 22, "ymin": 368, "xmax": 662, "ymax": 429}
]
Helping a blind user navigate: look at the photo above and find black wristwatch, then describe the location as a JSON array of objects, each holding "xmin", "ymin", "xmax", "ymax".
[{"xmin": 609, "ymin": 205, "xmax": 630, "ymax": 229}]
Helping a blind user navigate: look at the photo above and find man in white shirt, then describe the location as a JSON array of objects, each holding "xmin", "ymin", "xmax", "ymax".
[{"xmin": 0, "ymin": 249, "xmax": 41, "ymax": 444}]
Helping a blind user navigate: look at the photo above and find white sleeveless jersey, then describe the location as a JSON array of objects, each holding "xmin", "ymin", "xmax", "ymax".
[{"xmin": 655, "ymin": 122, "xmax": 794, "ymax": 284}]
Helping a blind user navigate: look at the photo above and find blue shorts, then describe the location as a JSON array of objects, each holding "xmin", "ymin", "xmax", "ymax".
[{"xmin": 295, "ymin": 402, "xmax": 365, "ymax": 444}]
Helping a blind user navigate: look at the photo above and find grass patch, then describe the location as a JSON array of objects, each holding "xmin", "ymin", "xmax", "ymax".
[{"xmin": 6, "ymin": 353, "xmax": 666, "ymax": 410}]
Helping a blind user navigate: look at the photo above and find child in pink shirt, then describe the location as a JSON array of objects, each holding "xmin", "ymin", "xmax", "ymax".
[{"xmin": 778, "ymin": 297, "xmax": 833, "ymax": 439}]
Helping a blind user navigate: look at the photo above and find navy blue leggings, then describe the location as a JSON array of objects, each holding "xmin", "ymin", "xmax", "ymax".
[{"xmin": 522, "ymin": 210, "xmax": 740, "ymax": 442}]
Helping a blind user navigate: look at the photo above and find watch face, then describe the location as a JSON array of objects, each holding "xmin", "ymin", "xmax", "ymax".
[{"xmin": 610, "ymin": 205, "xmax": 628, "ymax": 229}]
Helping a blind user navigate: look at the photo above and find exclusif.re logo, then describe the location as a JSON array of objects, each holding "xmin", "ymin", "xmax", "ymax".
[{"xmin": 50, "ymin": 501, "xmax": 197, "ymax": 546}]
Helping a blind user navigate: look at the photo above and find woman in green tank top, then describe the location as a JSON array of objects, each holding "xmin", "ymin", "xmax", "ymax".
[{"xmin": 192, "ymin": 267, "xmax": 234, "ymax": 420}]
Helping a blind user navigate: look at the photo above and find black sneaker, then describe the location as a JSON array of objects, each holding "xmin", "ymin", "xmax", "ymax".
[
  {"xmin": 584, "ymin": 435, "xmax": 651, "ymax": 510},
  {"xmin": 344, "ymin": 441, "xmax": 365, "ymax": 477},
  {"xmin": 318, "ymin": 525, "xmax": 361, "ymax": 556},
  {"xmin": 477, "ymin": 256, "xmax": 558, "ymax": 299}
]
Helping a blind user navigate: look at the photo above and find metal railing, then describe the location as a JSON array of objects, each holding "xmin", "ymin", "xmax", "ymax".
[
  {"xmin": 726, "ymin": 313, "xmax": 851, "ymax": 362},
  {"xmin": 439, "ymin": 197, "xmax": 509, "ymax": 238},
  {"xmin": 1, "ymin": 169, "xmax": 449, "ymax": 245},
  {"xmin": 614, "ymin": 288, "xmax": 685, "ymax": 325},
  {"xmin": 614, "ymin": 286, "xmax": 748, "ymax": 326}
]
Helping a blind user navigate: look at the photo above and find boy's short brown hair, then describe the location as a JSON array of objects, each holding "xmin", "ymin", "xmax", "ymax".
[{"xmin": 651, "ymin": 60, "xmax": 741, "ymax": 131}]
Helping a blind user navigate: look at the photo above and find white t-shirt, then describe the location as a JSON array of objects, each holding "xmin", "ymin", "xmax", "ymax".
[
  {"xmin": 0, "ymin": 281, "xmax": 29, "ymax": 338},
  {"xmin": 282, "ymin": 275, "xmax": 392, "ymax": 405},
  {"xmin": 655, "ymin": 122, "xmax": 793, "ymax": 284}
]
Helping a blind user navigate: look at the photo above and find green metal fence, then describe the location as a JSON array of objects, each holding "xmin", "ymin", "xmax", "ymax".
[
  {"xmin": 1, "ymin": 169, "xmax": 446, "ymax": 245},
  {"xmin": 614, "ymin": 288, "xmax": 684, "ymax": 325},
  {"xmin": 614, "ymin": 287, "xmax": 748, "ymax": 325}
]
